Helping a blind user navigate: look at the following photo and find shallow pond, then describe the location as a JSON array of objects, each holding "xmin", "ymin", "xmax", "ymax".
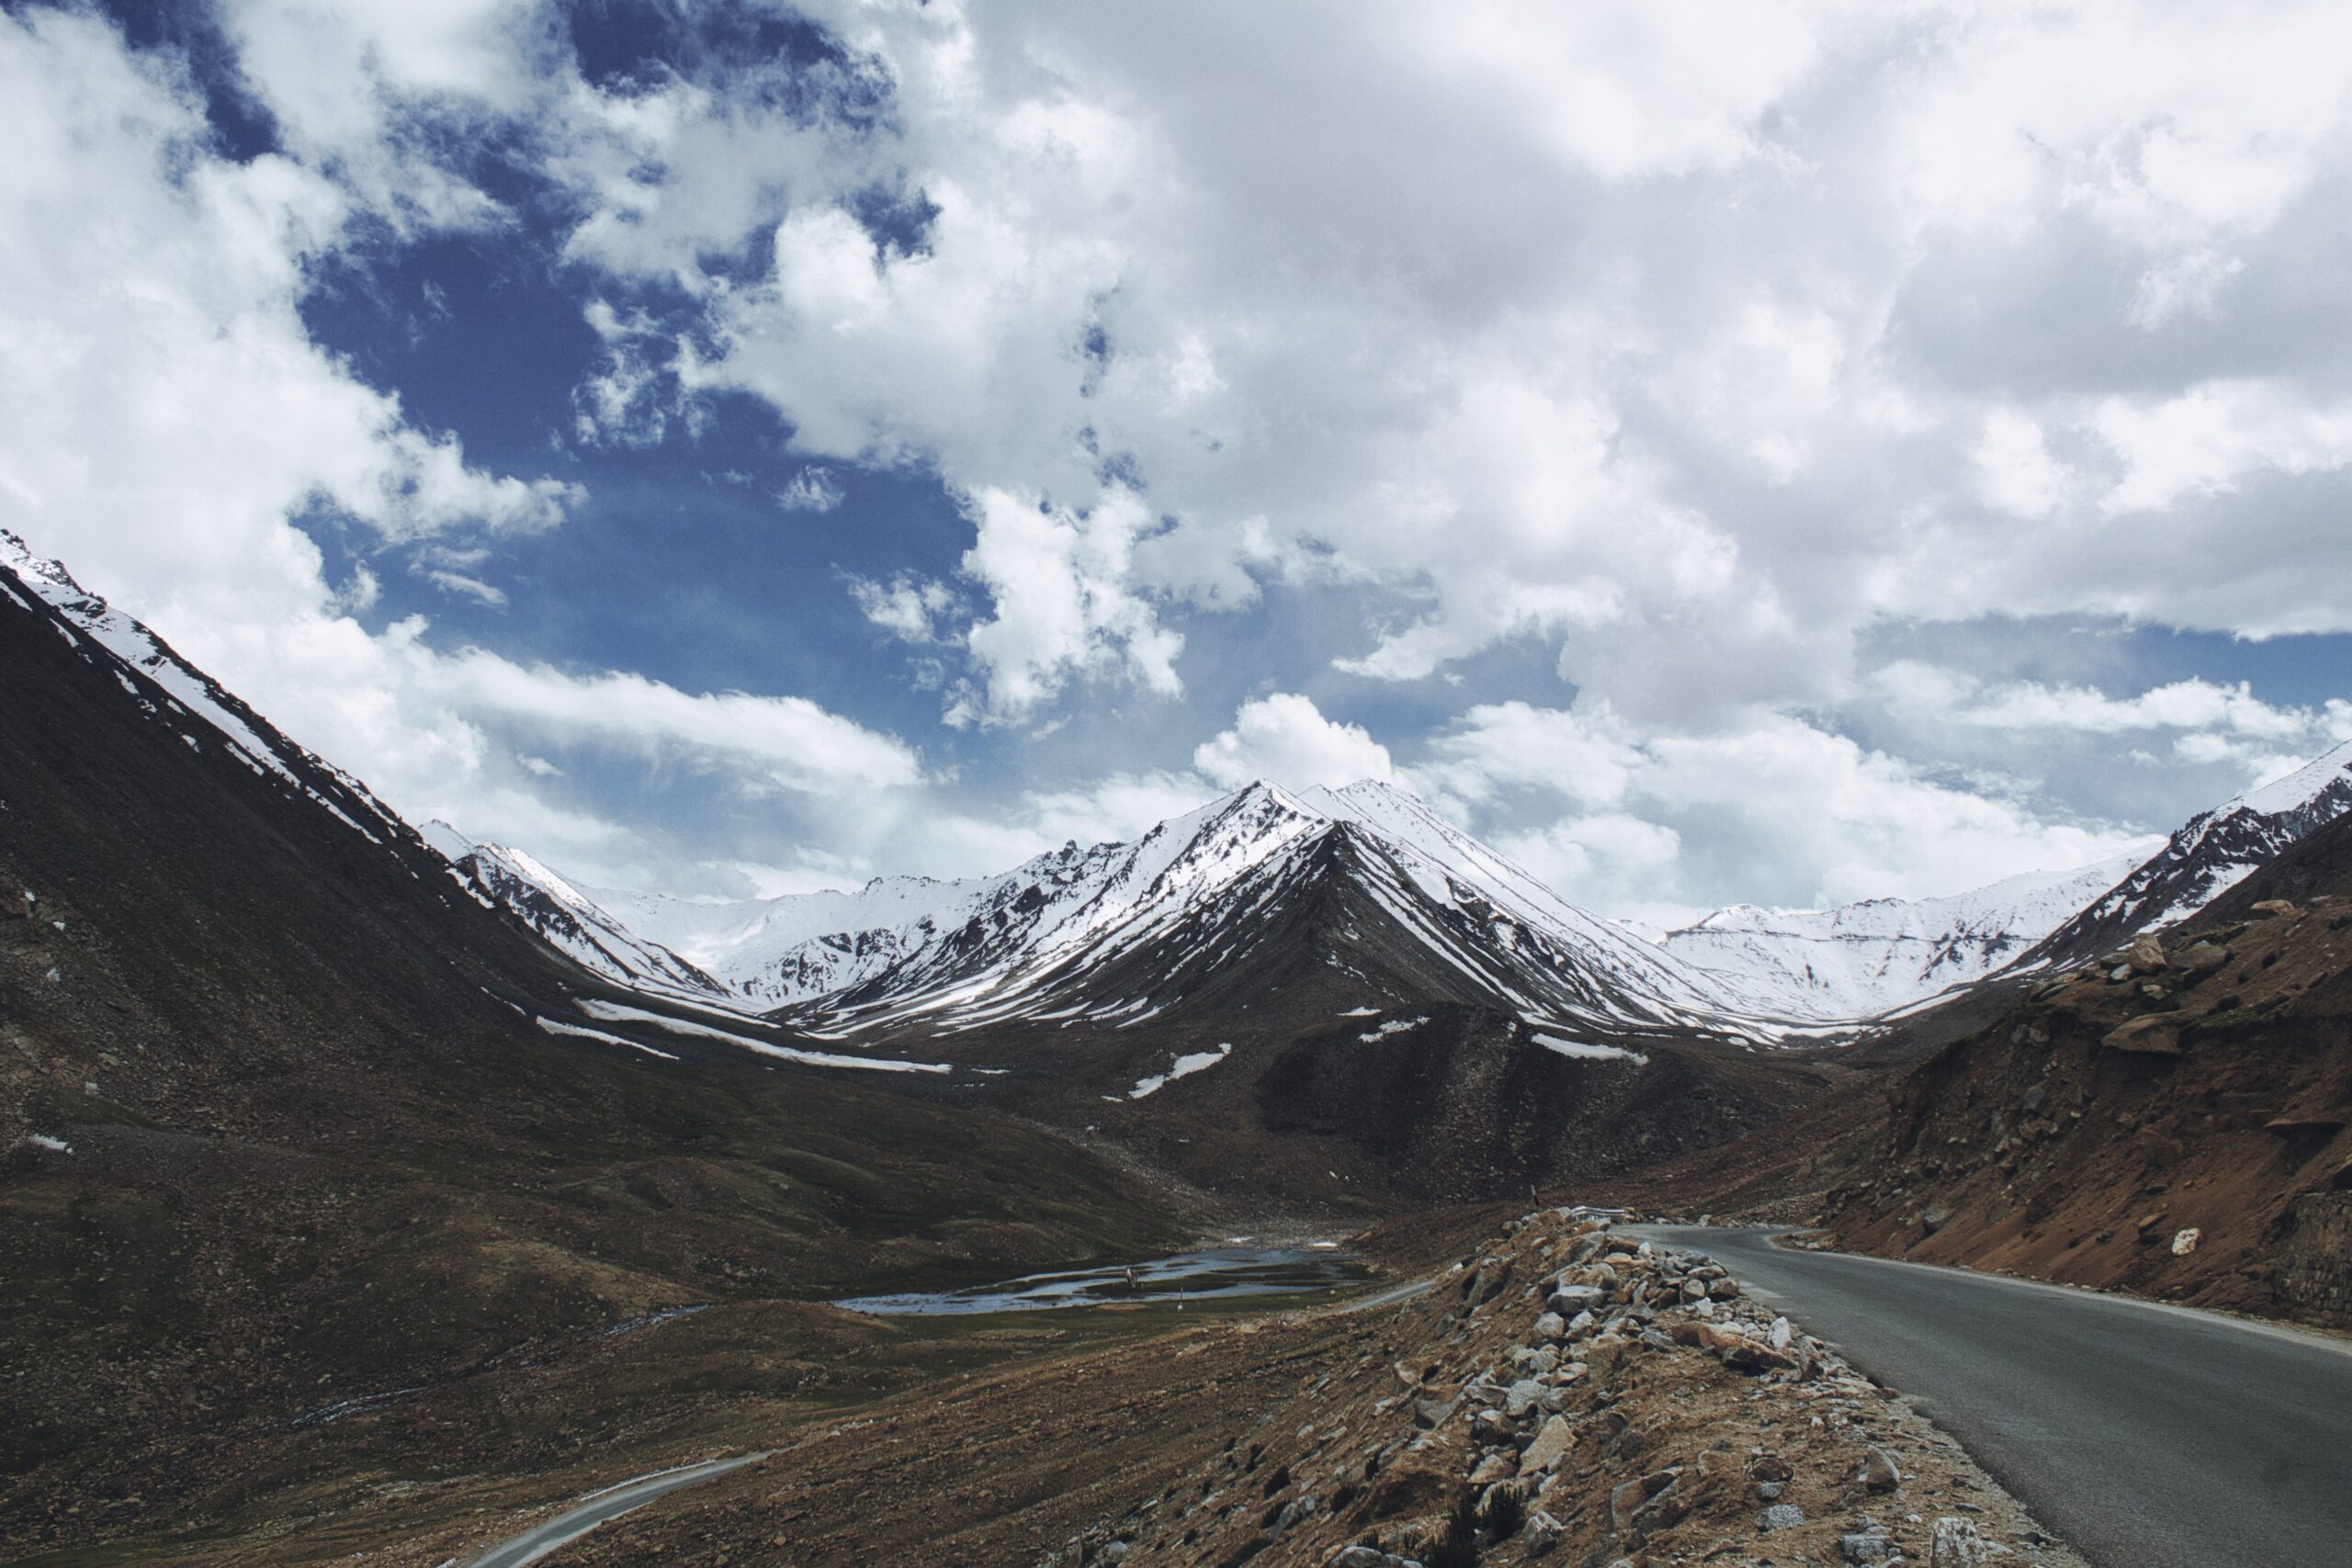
[{"xmin": 836, "ymin": 1246, "xmax": 1366, "ymax": 1315}]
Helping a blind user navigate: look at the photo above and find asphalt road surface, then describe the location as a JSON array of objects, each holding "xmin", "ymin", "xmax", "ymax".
[
  {"xmin": 468, "ymin": 1452, "xmax": 770, "ymax": 1568},
  {"xmin": 1631, "ymin": 1226, "xmax": 2352, "ymax": 1568}
]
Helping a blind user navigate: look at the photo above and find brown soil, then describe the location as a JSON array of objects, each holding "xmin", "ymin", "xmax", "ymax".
[
  {"xmin": 1823, "ymin": 896, "xmax": 2352, "ymax": 1327},
  {"xmin": 451, "ymin": 1211, "xmax": 2083, "ymax": 1568}
]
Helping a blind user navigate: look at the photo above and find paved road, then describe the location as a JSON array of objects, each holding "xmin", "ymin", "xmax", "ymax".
[
  {"xmin": 1630, "ymin": 1226, "xmax": 2352, "ymax": 1568},
  {"xmin": 468, "ymin": 1452, "xmax": 770, "ymax": 1568}
]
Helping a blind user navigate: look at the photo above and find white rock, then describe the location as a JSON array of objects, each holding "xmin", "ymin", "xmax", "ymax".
[{"xmin": 1929, "ymin": 1516, "xmax": 1996, "ymax": 1566}]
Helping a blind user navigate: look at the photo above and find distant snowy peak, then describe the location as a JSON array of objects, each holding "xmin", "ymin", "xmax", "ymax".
[
  {"xmin": 1663, "ymin": 857, "xmax": 2139, "ymax": 1022},
  {"xmin": 440, "ymin": 737, "xmax": 2352, "ymax": 1041},
  {"xmin": 778, "ymin": 777, "xmax": 1738, "ymax": 1042},
  {"xmin": 425, "ymin": 823, "xmax": 729, "ymax": 998},
  {"xmin": 473, "ymin": 775, "xmax": 1748, "ymax": 1043},
  {"xmin": 2014, "ymin": 739, "xmax": 2352, "ymax": 971}
]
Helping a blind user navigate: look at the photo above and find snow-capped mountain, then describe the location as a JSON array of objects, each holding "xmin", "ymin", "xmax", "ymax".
[
  {"xmin": 783, "ymin": 779, "xmax": 1747, "ymax": 1042},
  {"xmin": 1660, "ymin": 856, "xmax": 2141, "ymax": 1022},
  {"xmin": 2008, "ymin": 739, "xmax": 2352, "ymax": 973},
  {"xmin": 463, "ymin": 779, "xmax": 1757, "ymax": 1043},
  {"xmin": 423, "ymin": 822, "xmax": 729, "ymax": 998}
]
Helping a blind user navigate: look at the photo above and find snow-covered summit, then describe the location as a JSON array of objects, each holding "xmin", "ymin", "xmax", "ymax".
[{"xmin": 1662, "ymin": 856, "xmax": 2140, "ymax": 1022}]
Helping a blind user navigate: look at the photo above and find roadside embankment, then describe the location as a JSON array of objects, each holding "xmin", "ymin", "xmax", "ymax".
[{"xmin": 1052, "ymin": 1209, "xmax": 2083, "ymax": 1567}]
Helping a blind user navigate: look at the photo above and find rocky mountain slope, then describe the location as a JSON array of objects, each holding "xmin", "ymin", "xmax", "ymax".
[
  {"xmin": 0, "ymin": 541, "xmax": 1185, "ymax": 1556},
  {"xmin": 1821, "ymin": 810, "xmax": 2352, "ymax": 1329}
]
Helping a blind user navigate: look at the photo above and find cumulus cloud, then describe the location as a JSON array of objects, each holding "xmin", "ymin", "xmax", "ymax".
[
  {"xmin": 950, "ymin": 487, "xmax": 1183, "ymax": 726},
  {"xmin": 1872, "ymin": 662, "xmax": 2352, "ymax": 788},
  {"xmin": 1974, "ymin": 411, "xmax": 2069, "ymax": 520},
  {"xmin": 1407, "ymin": 701, "xmax": 2149, "ymax": 919},
  {"xmin": 548, "ymin": 0, "xmax": 2352, "ymax": 734},
  {"xmin": 17, "ymin": 1, "xmax": 2352, "ymax": 916},
  {"xmin": 1193, "ymin": 694, "xmax": 1393, "ymax": 793},
  {"xmin": 775, "ymin": 467, "xmax": 846, "ymax": 513},
  {"xmin": 0, "ymin": 7, "xmax": 913, "ymax": 891}
]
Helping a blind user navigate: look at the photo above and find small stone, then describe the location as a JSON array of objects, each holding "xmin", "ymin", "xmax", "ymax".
[
  {"xmin": 2171, "ymin": 1226, "xmax": 2201, "ymax": 1256},
  {"xmin": 1522, "ymin": 1508, "xmax": 1564, "ymax": 1555},
  {"xmin": 2101, "ymin": 1013, "xmax": 2187, "ymax": 1055},
  {"xmin": 2109, "ymin": 964, "xmax": 2133, "ymax": 982},
  {"xmin": 1504, "ymin": 1379, "xmax": 1546, "ymax": 1418},
  {"xmin": 1470, "ymin": 1452, "xmax": 1514, "ymax": 1484},
  {"xmin": 1548, "ymin": 1283, "xmax": 1605, "ymax": 1314},
  {"xmin": 1842, "ymin": 1532, "xmax": 1896, "ymax": 1564},
  {"xmin": 1632, "ymin": 1478, "xmax": 1685, "ymax": 1530},
  {"xmin": 1930, "ymin": 1516, "xmax": 1996, "ymax": 1566},
  {"xmin": 1519, "ymin": 1415, "xmax": 1575, "ymax": 1475},
  {"xmin": 1860, "ymin": 1445, "xmax": 1902, "ymax": 1492},
  {"xmin": 1768, "ymin": 1315, "xmax": 1792, "ymax": 1349},
  {"xmin": 2128, "ymin": 933, "xmax": 2167, "ymax": 972},
  {"xmin": 2174, "ymin": 941, "xmax": 2232, "ymax": 971},
  {"xmin": 1758, "ymin": 1502, "xmax": 1806, "ymax": 1532}
]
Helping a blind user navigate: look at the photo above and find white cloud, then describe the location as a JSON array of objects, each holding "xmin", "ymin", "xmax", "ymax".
[
  {"xmin": 423, "ymin": 649, "xmax": 922, "ymax": 795},
  {"xmin": 776, "ymin": 467, "xmax": 846, "ymax": 513},
  {"xmin": 851, "ymin": 575, "xmax": 960, "ymax": 644},
  {"xmin": 1193, "ymin": 694, "xmax": 1392, "ymax": 793},
  {"xmin": 1872, "ymin": 662, "xmax": 2352, "ymax": 791},
  {"xmin": 1415, "ymin": 701, "xmax": 2147, "ymax": 913},
  {"xmin": 1974, "ymin": 410, "xmax": 2068, "ymax": 520},
  {"xmin": 952, "ymin": 486, "xmax": 1183, "ymax": 726},
  {"xmin": 0, "ymin": 9, "xmax": 911, "ymax": 894},
  {"xmin": 426, "ymin": 570, "xmax": 508, "ymax": 607},
  {"xmin": 2097, "ymin": 382, "xmax": 2352, "ymax": 514},
  {"xmin": 17, "ymin": 2, "xmax": 2352, "ymax": 921}
]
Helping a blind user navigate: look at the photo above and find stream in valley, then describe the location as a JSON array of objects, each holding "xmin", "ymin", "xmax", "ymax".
[{"xmin": 836, "ymin": 1246, "xmax": 1367, "ymax": 1315}]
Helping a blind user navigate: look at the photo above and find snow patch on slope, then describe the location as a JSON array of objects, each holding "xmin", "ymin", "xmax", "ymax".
[{"xmin": 1128, "ymin": 1043, "xmax": 1232, "ymax": 1099}]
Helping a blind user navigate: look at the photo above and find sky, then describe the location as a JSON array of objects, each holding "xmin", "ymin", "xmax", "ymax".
[{"xmin": 5, "ymin": 0, "xmax": 2350, "ymax": 928}]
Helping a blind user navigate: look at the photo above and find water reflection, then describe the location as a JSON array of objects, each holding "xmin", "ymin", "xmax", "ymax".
[{"xmin": 837, "ymin": 1247, "xmax": 1364, "ymax": 1315}]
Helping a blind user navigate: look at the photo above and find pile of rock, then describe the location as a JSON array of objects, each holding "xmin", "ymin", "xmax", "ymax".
[{"xmin": 1082, "ymin": 1210, "xmax": 2082, "ymax": 1567}]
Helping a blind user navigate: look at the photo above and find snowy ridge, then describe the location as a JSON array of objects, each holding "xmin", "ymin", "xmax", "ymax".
[
  {"xmin": 2008, "ymin": 738, "xmax": 2352, "ymax": 972},
  {"xmin": 0, "ymin": 531, "xmax": 411, "ymax": 847},
  {"xmin": 433, "ymin": 709, "xmax": 2352, "ymax": 1041},
  {"xmin": 424, "ymin": 822, "xmax": 730, "ymax": 999},
  {"xmin": 1661, "ymin": 856, "xmax": 2140, "ymax": 1022},
  {"xmin": 468, "ymin": 780, "xmax": 1772, "ymax": 1041}
]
